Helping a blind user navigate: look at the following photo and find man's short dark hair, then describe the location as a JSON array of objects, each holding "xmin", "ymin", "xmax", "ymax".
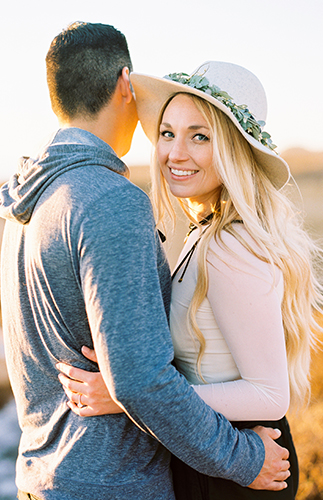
[{"xmin": 46, "ymin": 22, "xmax": 133, "ymax": 120}]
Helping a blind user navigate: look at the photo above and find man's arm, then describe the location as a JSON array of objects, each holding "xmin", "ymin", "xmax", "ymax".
[
  {"xmin": 57, "ymin": 350, "xmax": 290, "ymax": 490},
  {"xmin": 77, "ymin": 184, "xmax": 287, "ymax": 487}
]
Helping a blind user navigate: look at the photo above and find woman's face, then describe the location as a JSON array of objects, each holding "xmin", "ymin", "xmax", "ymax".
[{"xmin": 157, "ymin": 94, "xmax": 221, "ymax": 215}]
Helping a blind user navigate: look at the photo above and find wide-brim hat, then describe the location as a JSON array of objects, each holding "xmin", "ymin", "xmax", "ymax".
[{"xmin": 130, "ymin": 61, "xmax": 290, "ymax": 190}]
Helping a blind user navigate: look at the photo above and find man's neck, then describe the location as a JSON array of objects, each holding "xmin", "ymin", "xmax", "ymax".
[{"xmin": 59, "ymin": 110, "xmax": 118, "ymax": 152}]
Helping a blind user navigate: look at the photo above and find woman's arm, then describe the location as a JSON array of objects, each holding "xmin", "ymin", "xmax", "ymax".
[{"xmin": 192, "ymin": 229, "xmax": 290, "ymax": 421}]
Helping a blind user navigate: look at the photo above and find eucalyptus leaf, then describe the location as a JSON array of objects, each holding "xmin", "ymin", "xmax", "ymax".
[{"xmin": 252, "ymin": 128, "xmax": 260, "ymax": 140}]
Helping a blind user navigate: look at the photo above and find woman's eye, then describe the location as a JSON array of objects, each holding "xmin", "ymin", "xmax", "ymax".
[
  {"xmin": 160, "ymin": 130, "xmax": 174, "ymax": 139},
  {"xmin": 194, "ymin": 133, "xmax": 209, "ymax": 142}
]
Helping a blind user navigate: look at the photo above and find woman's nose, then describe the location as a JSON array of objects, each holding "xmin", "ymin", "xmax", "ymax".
[{"xmin": 168, "ymin": 139, "xmax": 189, "ymax": 162}]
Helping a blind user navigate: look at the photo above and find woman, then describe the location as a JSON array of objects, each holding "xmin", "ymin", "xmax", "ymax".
[{"xmin": 57, "ymin": 62, "xmax": 323, "ymax": 498}]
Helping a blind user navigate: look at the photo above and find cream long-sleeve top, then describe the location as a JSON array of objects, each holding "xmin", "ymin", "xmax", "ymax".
[{"xmin": 170, "ymin": 223, "xmax": 290, "ymax": 422}]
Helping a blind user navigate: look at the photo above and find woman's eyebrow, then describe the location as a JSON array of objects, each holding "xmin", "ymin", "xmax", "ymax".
[
  {"xmin": 160, "ymin": 122, "xmax": 209, "ymax": 130},
  {"xmin": 187, "ymin": 125, "xmax": 209, "ymax": 131}
]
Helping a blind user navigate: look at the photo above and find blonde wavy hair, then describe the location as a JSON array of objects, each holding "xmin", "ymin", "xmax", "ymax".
[{"xmin": 151, "ymin": 92, "xmax": 323, "ymax": 409}]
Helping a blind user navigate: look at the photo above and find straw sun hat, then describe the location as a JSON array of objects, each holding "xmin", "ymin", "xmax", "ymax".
[{"xmin": 130, "ymin": 61, "xmax": 290, "ymax": 190}]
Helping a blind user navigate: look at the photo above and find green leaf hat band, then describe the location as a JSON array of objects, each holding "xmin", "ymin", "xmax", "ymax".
[{"xmin": 164, "ymin": 71, "xmax": 276, "ymax": 151}]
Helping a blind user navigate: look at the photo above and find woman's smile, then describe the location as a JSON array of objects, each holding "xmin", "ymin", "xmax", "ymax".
[{"xmin": 169, "ymin": 167, "xmax": 199, "ymax": 178}]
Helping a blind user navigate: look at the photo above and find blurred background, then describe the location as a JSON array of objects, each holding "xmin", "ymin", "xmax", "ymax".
[{"xmin": 1, "ymin": 0, "xmax": 323, "ymax": 498}]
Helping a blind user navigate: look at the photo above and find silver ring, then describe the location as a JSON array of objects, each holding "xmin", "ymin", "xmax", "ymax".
[{"xmin": 77, "ymin": 393, "xmax": 83, "ymax": 408}]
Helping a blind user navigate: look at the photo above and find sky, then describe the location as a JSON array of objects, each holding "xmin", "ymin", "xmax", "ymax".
[{"xmin": 1, "ymin": 0, "xmax": 323, "ymax": 182}]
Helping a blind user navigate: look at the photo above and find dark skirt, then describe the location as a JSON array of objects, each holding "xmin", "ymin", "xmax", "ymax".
[{"xmin": 171, "ymin": 416, "xmax": 298, "ymax": 500}]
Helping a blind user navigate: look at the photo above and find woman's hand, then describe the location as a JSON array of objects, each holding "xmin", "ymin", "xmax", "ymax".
[{"xmin": 56, "ymin": 346, "xmax": 124, "ymax": 417}]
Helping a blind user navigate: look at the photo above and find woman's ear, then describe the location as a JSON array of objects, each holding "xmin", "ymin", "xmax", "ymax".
[{"xmin": 118, "ymin": 66, "xmax": 134, "ymax": 104}]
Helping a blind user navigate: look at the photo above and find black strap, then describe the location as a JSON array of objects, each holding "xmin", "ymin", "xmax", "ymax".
[
  {"xmin": 172, "ymin": 226, "xmax": 209, "ymax": 282},
  {"xmin": 172, "ymin": 218, "xmax": 243, "ymax": 283},
  {"xmin": 157, "ymin": 229, "xmax": 166, "ymax": 243}
]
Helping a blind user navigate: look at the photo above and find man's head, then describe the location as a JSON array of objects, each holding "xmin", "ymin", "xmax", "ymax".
[{"xmin": 46, "ymin": 22, "xmax": 133, "ymax": 122}]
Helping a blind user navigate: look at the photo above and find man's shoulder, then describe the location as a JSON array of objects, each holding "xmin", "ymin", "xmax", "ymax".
[
  {"xmin": 56, "ymin": 164, "xmax": 149, "ymax": 204},
  {"xmin": 55, "ymin": 166, "xmax": 154, "ymax": 230}
]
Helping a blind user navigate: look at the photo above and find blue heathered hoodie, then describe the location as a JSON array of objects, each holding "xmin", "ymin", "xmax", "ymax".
[{"xmin": 0, "ymin": 128, "xmax": 264, "ymax": 499}]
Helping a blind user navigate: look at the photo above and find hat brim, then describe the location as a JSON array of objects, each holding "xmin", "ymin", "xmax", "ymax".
[{"xmin": 130, "ymin": 73, "xmax": 290, "ymax": 190}]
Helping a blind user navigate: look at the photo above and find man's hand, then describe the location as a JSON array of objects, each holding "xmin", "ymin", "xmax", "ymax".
[{"xmin": 248, "ymin": 426, "xmax": 290, "ymax": 491}]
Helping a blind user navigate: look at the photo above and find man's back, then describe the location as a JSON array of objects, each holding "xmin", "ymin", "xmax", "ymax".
[{"xmin": 1, "ymin": 129, "xmax": 174, "ymax": 499}]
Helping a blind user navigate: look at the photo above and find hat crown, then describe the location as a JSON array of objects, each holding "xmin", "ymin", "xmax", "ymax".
[{"xmin": 193, "ymin": 61, "xmax": 267, "ymax": 122}]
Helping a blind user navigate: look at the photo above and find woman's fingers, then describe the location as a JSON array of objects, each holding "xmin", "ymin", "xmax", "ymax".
[
  {"xmin": 58, "ymin": 372, "xmax": 102, "ymax": 414},
  {"xmin": 64, "ymin": 387, "xmax": 124, "ymax": 416},
  {"xmin": 58, "ymin": 372, "xmax": 85, "ymax": 394},
  {"xmin": 56, "ymin": 362, "xmax": 95, "ymax": 384},
  {"xmin": 61, "ymin": 384, "xmax": 88, "ymax": 406},
  {"xmin": 81, "ymin": 346, "xmax": 98, "ymax": 363},
  {"xmin": 56, "ymin": 357, "xmax": 124, "ymax": 416},
  {"xmin": 67, "ymin": 400, "xmax": 108, "ymax": 417}
]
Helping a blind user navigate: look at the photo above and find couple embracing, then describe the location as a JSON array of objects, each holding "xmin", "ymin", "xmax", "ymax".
[{"xmin": 1, "ymin": 21, "xmax": 321, "ymax": 500}]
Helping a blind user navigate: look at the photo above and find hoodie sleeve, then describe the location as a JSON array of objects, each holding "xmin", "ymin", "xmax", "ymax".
[{"xmin": 77, "ymin": 183, "xmax": 265, "ymax": 486}]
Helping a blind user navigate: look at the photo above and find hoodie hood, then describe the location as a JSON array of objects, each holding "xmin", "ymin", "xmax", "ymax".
[{"xmin": 0, "ymin": 128, "xmax": 129, "ymax": 225}]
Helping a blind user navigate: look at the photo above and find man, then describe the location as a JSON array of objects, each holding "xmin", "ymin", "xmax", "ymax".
[{"xmin": 0, "ymin": 22, "xmax": 289, "ymax": 499}]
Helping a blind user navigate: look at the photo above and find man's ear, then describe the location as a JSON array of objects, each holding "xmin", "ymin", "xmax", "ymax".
[{"xmin": 118, "ymin": 67, "xmax": 134, "ymax": 104}]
